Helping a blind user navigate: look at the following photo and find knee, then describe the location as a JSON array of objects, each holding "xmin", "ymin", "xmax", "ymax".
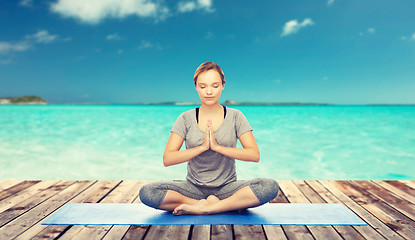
[
  {"xmin": 139, "ymin": 182, "xmax": 165, "ymax": 209},
  {"xmin": 262, "ymin": 178, "xmax": 279, "ymax": 198},
  {"xmin": 250, "ymin": 178, "xmax": 279, "ymax": 204}
]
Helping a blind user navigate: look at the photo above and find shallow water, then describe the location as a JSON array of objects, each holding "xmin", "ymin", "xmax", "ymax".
[{"xmin": 0, "ymin": 105, "xmax": 414, "ymax": 180}]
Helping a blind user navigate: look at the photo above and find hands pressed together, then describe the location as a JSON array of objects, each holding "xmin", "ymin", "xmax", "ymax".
[{"xmin": 201, "ymin": 120, "xmax": 220, "ymax": 152}]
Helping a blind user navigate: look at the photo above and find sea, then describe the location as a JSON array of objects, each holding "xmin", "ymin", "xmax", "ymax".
[{"xmin": 0, "ymin": 105, "xmax": 414, "ymax": 180}]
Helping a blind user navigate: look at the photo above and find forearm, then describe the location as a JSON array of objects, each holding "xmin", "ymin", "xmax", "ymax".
[
  {"xmin": 214, "ymin": 145, "xmax": 260, "ymax": 162},
  {"xmin": 163, "ymin": 146, "xmax": 207, "ymax": 167}
]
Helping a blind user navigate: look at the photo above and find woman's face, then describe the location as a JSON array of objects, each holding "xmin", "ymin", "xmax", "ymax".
[{"xmin": 195, "ymin": 69, "xmax": 225, "ymax": 106}]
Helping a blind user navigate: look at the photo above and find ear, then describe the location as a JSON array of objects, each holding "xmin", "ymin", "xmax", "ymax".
[{"xmin": 222, "ymin": 84, "xmax": 225, "ymax": 90}]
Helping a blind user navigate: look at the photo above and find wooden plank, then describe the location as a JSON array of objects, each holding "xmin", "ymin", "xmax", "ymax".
[
  {"xmin": 191, "ymin": 225, "xmax": 210, "ymax": 240},
  {"xmin": 356, "ymin": 181, "xmax": 415, "ymax": 219},
  {"xmin": 0, "ymin": 181, "xmax": 94, "ymax": 239},
  {"xmin": 386, "ymin": 181, "xmax": 415, "ymax": 195},
  {"xmin": 296, "ymin": 180, "xmax": 365, "ymax": 240},
  {"xmin": 307, "ymin": 180, "xmax": 384, "ymax": 240},
  {"xmin": 340, "ymin": 181, "xmax": 415, "ymax": 239},
  {"xmin": 282, "ymin": 224, "xmax": 314, "ymax": 240},
  {"xmin": 0, "ymin": 180, "xmax": 40, "ymax": 201},
  {"xmin": 262, "ymin": 225, "xmax": 287, "ymax": 240},
  {"xmin": 122, "ymin": 225, "xmax": 149, "ymax": 239},
  {"xmin": 20, "ymin": 180, "xmax": 121, "ymax": 240},
  {"xmin": 279, "ymin": 181, "xmax": 342, "ymax": 240},
  {"xmin": 0, "ymin": 181, "xmax": 75, "ymax": 228},
  {"xmin": 320, "ymin": 180, "xmax": 404, "ymax": 240},
  {"xmin": 0, "ymin": 180, "xmax": 59, "ymax": 213},
  {"xmin": 234, "ymin": 224, "xmax": 266, "ymax": 240},
  {"xmin": 211, "ymin": 225, "xmax": 233, "ymax": 240},
  {"xmin": 0, "ymin": 180, "xmax": 22, "ymax": 192},
  {"xmin": 400, "ymin": 180, "xmax": 415, "ymax": 191},
  {"xmin": 373, "ymin": 181, "xmax": 415, "ymax": 205},
  {"xmin": 143, "ymin": 225, "xmax": 191, "ymax": 240}
]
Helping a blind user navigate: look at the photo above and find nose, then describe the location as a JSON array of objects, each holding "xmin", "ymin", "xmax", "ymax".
[{"xmin": 206, "ymin": 87, "xmax": 213, "ymax": 95}]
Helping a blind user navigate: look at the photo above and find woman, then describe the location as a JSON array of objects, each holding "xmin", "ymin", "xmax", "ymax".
[{"xmin": 139, "ymin": 61, "xmax": 279, "ymax": 215}]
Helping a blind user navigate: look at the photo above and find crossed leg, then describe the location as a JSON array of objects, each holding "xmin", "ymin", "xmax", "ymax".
[{"xmin": 158, "ymin": 186, "xmax": 260, "ymax": 215}]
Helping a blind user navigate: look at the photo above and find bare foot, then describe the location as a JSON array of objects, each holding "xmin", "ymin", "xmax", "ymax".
[
  {"xmin": 206, "ymin": 195, "xmax": 220, "ymax": 203},
  {"xmin": 173, "ymin": 203, "xmax": 208, "ymax": 215},
  {"xmin": 173, "ymin": 199, "xmax": 209, "ymax": 215}
]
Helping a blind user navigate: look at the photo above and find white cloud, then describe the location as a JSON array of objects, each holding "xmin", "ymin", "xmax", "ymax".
[
  {"xmin": 281, "ymin": 18, "xmax": 314, "ymax": 37},
  {"xmin": 178, "ymin": 0, "xmax": 214, "ymax": 13},
  {"xmin": 327, "ymin": 0, "xmax": 335, "ymax": 5},
  {"xmin": 50, "ymin": 0, "xmax": 170, "ymax": 24},
  {"xmin": 106, "ymin": 33, "xmax": 122, "ymax": 40},
  {"xmin": 0, "ymin": 41, "xmax": 31, "ymax": 54},
  {"xmin": 359, "ymin": 28, "xmax": 376, "ymax": 37},
  {"xmin": 0, "ymin": 30, "xmax": 61, "ymax": 55},
  {"xmin": 138, "ymin": 40, "xmax": 153, "ymax": 50},
  {"xmin": 178, "ymin": 2, "xmax": 196, "ymax": 12},
  {"xmin": 26, "ymin": 30, "xmax": 58, "ymax": 43},
  {"xmin": 20, "ymin": 0, "xmax": 33, "ymax": 7},
  {"xmin": 400, "ymin": 33, "xmax": 415, "ymax": 41},
  {"xmin": 137, "ymin": 40, "xmax": 162, "ymax": 50}
]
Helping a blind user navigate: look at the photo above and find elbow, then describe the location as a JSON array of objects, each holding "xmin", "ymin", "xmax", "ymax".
[
  {"xmin": 163, "ymin": 160, "xmax": 171, "ymax": 167},
  {"xmin": 253, "ymin": 151, "xmax": 260, "ymax": 162},
  {"xmin": 162, "ymin": 154, "xmax": 171, "ymax": 167}
]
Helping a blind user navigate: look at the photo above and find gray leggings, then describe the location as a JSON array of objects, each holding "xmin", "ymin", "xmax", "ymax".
[{"xmin": 139, "ymin": 178, "xmax": 279, "ymax": 209}]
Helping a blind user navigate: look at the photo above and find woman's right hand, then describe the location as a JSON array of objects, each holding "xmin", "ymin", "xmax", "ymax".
[{"xmin": 201, "ymin": 120, "xmax": 211, "ymax": 151}]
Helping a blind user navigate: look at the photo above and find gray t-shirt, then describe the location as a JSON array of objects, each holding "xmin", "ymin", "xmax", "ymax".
[{"xmin": 171, "ymin": 107, "xmax": 253, "ymax": 188}]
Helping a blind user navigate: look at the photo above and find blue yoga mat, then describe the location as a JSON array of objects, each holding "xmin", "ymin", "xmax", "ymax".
[{"xmin": 42, "ymin": 203, "xmax": 366, "ymax": 225}]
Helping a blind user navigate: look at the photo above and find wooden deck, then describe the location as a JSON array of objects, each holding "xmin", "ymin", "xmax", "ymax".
[{"xmin": 0, "ymin": 180, "xmax": 414, "ymax": 240}]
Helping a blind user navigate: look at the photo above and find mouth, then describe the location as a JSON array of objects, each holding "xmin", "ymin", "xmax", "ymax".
[{"xmin": 205, "ymin": 97, "xmax": 215, "ymax": 100}]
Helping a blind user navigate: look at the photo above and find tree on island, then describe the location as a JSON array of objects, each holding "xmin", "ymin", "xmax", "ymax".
[
  {"xmin": 10, "ymin": 96, "xmax": 46, "ymax": 103},
  {"xmin": 0, "ymin": 95, "xmax": 48, "ymax": 104}
]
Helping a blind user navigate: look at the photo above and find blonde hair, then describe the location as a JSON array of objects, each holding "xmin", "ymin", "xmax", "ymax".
[{"xmin": 193, "ymin": 61, "xmax": 225, "ymax": 85}]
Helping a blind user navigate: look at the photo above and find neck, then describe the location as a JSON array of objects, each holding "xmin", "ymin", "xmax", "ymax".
[{"xmin": 200, "ymin": 102, "xmax": 222, "ymax": 114}]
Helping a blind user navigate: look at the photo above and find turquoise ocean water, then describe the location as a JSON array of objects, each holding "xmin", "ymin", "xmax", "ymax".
[{"xmin": 0, "ymin": 105, "xmax": 414, "ymax": 180}]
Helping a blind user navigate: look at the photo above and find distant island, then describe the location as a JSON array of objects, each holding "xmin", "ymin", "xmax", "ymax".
[
  {"xmin": 1, "ymin": 96, "xmax": 412, "ymax": 106},
  {"xmin": 132, "ymin": 100, "xmax": 330, "ymax": 106},
  {"xmin": 0, "ymin": 96, "xmax": 48, "ymax": 105}
]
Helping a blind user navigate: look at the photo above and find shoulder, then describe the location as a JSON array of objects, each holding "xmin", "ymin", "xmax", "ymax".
[
  {"xmin": 177, "ymin": 108, "xmax": 196, "ymax": 121},
  {"xmin": 225, "ymin": 107, "xmax": 245, "ymax": 118}
]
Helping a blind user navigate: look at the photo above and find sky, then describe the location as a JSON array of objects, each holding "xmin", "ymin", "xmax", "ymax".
[{"xmin": 0, "ymin": 0, "xmax": 414, "ymax": 104}]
